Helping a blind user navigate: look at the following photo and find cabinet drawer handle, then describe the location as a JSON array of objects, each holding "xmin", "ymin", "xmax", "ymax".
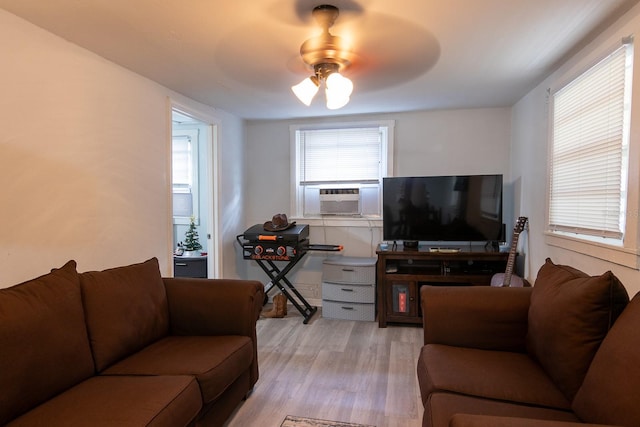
[
  {"xmin": 342, "ymin": 268, "xmax": 355, "ymax": 272},
  {"xmin": 341, "ymin": 306, "xmax": 354, "ymax": 310},
  {"xmin": 175, "ymin": 263, "xmax": 188, "ymax": 266},
  {"xmin": 341, "ymin": 288, "xmax": 354, "ymax": 292}
]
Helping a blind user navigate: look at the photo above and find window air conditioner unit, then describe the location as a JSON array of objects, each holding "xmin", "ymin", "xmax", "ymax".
[{"xmin": 319, "ymin": 188, "xmax": 361, "ymax": 215}]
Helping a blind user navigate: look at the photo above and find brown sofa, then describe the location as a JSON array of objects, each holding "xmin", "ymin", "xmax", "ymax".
[
  {"xmin": 0, "ymin": 257, "xmax": 264, "ymax": 427},
  {"xmin": 417, "ymin": 258, "xmax": 640, "ymax": 427}
]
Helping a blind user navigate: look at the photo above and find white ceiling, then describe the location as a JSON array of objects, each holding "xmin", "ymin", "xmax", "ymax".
[{"xmin": 1, "ymin": 0, "xmax": 638, "ymax": 120}]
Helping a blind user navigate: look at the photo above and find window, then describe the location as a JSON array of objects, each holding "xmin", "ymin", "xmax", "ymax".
[
  {"xmin": 172, "ymin": 129, "xmax": 199, "ymax": 224},
  {"xmin": 291, "ymin": 121, "xmax": 394, "ymax": 218},
  {"xmin": 548, "ymin": 40, "xmax": 633, "ymax": 244}
]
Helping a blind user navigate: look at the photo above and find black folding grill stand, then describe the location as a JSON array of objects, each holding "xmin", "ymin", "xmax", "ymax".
[
  {"xmin": 237, "ymin": 224, "xmax": 341, "ymax": 324},
  {"xmin": 236, "ymin": 226, "xmax": 317, "ymax": 323},
  {"xmin": 253, "ymin": 250, "xmax": 317, "ymax": 324}
]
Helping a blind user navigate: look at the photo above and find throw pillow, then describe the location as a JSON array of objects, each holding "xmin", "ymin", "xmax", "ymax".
[
  {"xmin": 80, "ymin": 257, "xmax": 169, "ymax": 371},
  {"xmin": 526, "ymin": 258, "xmax": 628, "ymax": 401},
  {"xmin": 0, "ymin": 260, "xmax": 94, "ymax": 425},
  {"xmin": 572, "ymin": 292, "xmax": 640, "ymax": 425}
]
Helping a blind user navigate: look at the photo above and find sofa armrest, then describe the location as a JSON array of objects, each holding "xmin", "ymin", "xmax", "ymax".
[
  {"xmin": 163, "ymin": 278, "xmax": 264, "ymax": 388},
  {"xmin": 422, "ymin": 285, "xmax": 532, "ymax": 352},
  {"xmin": 450, "ymin": 414, "xmax": 617, "ymax": 427},
  {"xmin": 163, "ymin": 277, "xmax": 264, "ymax": 338}
]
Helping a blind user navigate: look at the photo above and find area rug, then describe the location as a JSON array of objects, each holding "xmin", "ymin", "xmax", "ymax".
[{"xmin": 280, "ymin": 415, "xmax": 375, "ymax": 427}]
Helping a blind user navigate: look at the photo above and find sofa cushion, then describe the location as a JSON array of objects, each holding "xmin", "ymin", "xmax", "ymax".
[
  {"xmin": 0, "ymin": 261, "xmax": 94, "ymax": 425},
  {"xmin": 6, "ymin": 375, "xmax": 202, "ymax": 427},
  {"xmin": 449, "ymin": 414, "xmax": 602, "ymax": 427},
  {"xmin": 572, "ymin": 292, "xmax": 640, "ymax": 426},
  {"xmin": 417, "ymin": 344, "xmax": 571, "ymax": 410},
  {"xmin": 80, "ymin": 258, "xmax": 170, "ymax": 371},
  {"xmin": 102, "ymin": 335, "xmax": 254, "ymax": 404},
  {"xmin": 526, "ymin": 258, "xmax": 628, "ymax": 401},
  {"xmin": 424, "ymin": 393, "xmax": 580, "ymax": 427}
]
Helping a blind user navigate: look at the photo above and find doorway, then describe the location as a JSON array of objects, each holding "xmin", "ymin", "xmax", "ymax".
[{"xmin": 171, "ymin": 106, "xmax": 219, "ymax": 278}]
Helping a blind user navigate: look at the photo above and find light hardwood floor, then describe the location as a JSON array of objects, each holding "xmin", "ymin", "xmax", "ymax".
[{"xmin": 225, "ymin": 307, "xmax": 424, "ymax": 427}]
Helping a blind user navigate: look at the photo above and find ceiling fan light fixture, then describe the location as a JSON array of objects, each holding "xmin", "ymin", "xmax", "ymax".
[
  {"xmin": 291, "ymin": 76, "xmax": 320, "ymax": 106},
  {"xmin": 325, "ymin": 90, "xmax": 350, "ymax": 110},
  {"xmin": 325, "ymin": 71, "xmax": 353, "ymax": 109},
  {"xmin": 326, "ymin": 72, "xmax": 353, "ymax": 97},
  {"xmin": 293, "ymin": 4, "xmax": 355, "ymax": 109}
]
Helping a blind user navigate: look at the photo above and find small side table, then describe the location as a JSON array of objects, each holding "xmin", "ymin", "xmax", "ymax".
[{"xmin": 173, "ymin": 255, "xmax": 207, "ymax": 278}]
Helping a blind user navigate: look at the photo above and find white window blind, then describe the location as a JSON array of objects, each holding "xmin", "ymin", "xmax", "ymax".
[
  {"xmin": 549, "ymin": 42, "xmax": 632, "ymax": 239},
  {"xmin": 172, "ymin": 129, "xmax": 199, "ymax": 221},
  {"xmin": 172, "ymin": 135, "xmax": 192, "ymax": 188},
  {"xmin": 299, "ymin": 127, "xmax": 382, "ymax": 185}
]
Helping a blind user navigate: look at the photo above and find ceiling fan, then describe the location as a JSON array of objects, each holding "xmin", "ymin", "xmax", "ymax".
[
  {"xmin": 212, "ymin": 1, "xmax": 439, "ymax": 114},
  {"xmin": 291, "ymin": 4, "xmax": 355, "ymax": 109}
]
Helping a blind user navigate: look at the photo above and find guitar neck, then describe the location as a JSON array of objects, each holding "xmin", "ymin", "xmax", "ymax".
[
  {"xmin": 504, "ymin": 232, "xmax": 520, "ymax": 276},
  {"xmin": 501, "ymin": 217, "xmax": 528, "ymax": 287}
]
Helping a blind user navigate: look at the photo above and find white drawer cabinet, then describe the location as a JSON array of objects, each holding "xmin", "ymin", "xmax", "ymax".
[{"xmin": 322, "ymin": 256, "xmax": 377, "ymax": 321}]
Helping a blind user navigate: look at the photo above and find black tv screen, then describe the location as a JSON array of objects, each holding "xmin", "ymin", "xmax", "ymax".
[{"xmin": 382, "ymin": 175, "xmax": 503, "ymax": 243}]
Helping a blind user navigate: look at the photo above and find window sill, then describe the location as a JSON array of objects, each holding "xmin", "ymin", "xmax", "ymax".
[
  {"xmin": 545, "ymin": 231, "xmax": 640, "ymax": 269},
  {"xmin": 291, "ymin": 216, "xmax": 382, "ymax": 228}
]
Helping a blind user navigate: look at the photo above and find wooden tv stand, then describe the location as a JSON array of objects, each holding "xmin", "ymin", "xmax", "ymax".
[{"xmin": 376, "ymin": 245, "xmax": 508, "ymax": 327}]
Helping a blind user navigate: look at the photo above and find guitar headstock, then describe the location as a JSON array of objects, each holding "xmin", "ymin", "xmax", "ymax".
[{"xmin": 514, "ymin": 216, "xmax": 528, "ymax": 234}]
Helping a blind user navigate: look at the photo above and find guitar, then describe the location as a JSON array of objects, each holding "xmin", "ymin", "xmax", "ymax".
[{"xmin": 491, "ymin": 216, "xmax": 528, "ymax": 287}]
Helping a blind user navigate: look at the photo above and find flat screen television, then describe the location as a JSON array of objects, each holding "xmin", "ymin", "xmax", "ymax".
[{"xmin": 382, "ymin": 175, "xmax": 503, "ymax": 246}]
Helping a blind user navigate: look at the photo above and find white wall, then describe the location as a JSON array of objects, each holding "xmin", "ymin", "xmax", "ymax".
[
  {"xmin": 217, "ymin": 110, "xmax": 246, "ymax": 278},
  {"xmin": 0, "ymin": 10, "xmax": 245, "ymax": 287},
  {"xmin": 244, "ymin": 109, "xmax": 511, "ymax": 303},
  {"xmin": 512, "ymin": 4, "xmax": 640, "ymax": 295}
]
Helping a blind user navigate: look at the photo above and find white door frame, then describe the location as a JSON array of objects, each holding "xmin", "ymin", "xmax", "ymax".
[{"xmin": 169, "ymin": 99, "xmax": 222, "ymax": 278}]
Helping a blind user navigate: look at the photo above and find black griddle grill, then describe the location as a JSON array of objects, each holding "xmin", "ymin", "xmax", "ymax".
[{"xmin": 237, "ymin": 224, "xmax": 341, "ymax": 324}]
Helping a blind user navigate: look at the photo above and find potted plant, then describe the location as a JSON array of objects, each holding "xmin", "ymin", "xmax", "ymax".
[{"xmin": 183, "ymin": 216, "xmax": 202, "ymax": 256}]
